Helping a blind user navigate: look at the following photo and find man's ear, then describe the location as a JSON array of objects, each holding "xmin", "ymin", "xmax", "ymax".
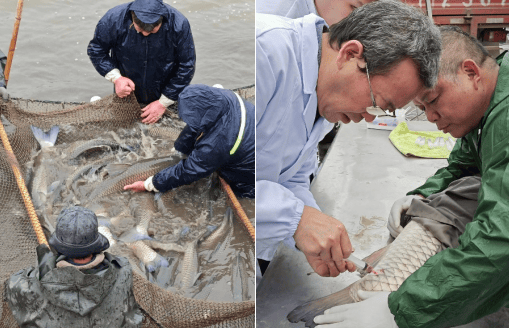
[
  {"xmin": 461, "ymin": 59, "xmax": 481, "ymax": 90},
  {"xmin": 336, "ymin": 40, "xmax": 365, "ymax": 70}
]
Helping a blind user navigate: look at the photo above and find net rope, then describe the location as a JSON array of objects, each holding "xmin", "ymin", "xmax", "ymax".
[{"xmin": 0, "ymin": 87, "xmax": 255, "ymax": 328}]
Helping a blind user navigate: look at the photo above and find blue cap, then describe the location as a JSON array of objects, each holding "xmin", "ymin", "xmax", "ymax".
[
  {"xmin": 49, "ymin": 206, "xmax": 109, "ymax": 258},
  {"xmin": 131, "ymin": 0, "xmax": 165, "ymax": 24}
]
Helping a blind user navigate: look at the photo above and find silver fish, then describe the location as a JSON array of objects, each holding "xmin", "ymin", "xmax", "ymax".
[
  {"xmin": 178, "ymin": 237, "xmax": 202, "ymax": 291},
  {"xmin": 127, "ymin": 240, "xmax": 169, "ymax": 273},
  {"xmin": 146, "ymin": 240, "xmax": 185, "ymax": 253},
  {"xmin": 232, "ymin": 254, "xmax": 249, "ymax": 302},
  {"xmin": 147, "ymin": 126, "xmax": 182, "ymax": 140},
  {"xmin": 67, "ymin": 139, "xmax": 134, "ymax": 164},
  {"xmin": 87, "ymin": 155, "xmax": 180, "ymax": 204},
  {"xmin": 199, "ymin": 207, "xmax": 233, "ymax": 250},
  {"xmin": 287, "ymin": 220, "xmax": 444, "ymax": 327}
]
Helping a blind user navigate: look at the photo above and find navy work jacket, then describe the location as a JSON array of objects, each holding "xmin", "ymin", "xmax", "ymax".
[
  {"xmin": 87, "ymin": 0, "xmax": 196, "ymax": 104},
  {"xmin": 153, "ymin": 84, "xmax": 255, "ymax": 198}
]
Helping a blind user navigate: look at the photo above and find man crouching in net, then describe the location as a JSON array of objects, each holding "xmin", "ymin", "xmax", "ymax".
[{"xmin": 4, "ymin": 206, "xmax": 143, "ymax": 327}]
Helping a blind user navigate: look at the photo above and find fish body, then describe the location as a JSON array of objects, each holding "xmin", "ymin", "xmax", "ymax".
[
  {"xmin": 147, "ymin": 126, "xmax": 182, "ymax": 140},
  {"xmin": 288, "ymin": 220, "xmax": 445, "ymax": 327},
  {"xmin": 67, "ymin": 139, "xmax": 133, "ymax": 164},
  {"xmin": 178, "ymin": 238, "xmax": 201, "ymax": 291},
  {"xmin": 232, "ymin": 254, "xmax": 249, "ymax": 302},
  {"xmin": 87, "ymin": 155, "xmax": 180, "ymax": 204},
  {"xmin": 128, "ymin": 240, "xmax": 169, "ymax": 273},
  {"xmin": 199, "ymin": 207, "xmax": 233, "ymax": 250}
]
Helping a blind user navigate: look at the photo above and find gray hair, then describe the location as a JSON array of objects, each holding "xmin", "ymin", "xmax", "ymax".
[
  {"xmin": 439, "ymin": 26, "xmax": 497, "ymax": 80},
  {"xmin": 328, "ymin": 0, "xmax": 441, "ymax": 88}
]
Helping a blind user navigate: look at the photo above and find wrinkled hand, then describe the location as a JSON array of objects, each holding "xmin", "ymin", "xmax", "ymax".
[
  {"xmin": 388, "ymin": 195, "xmax": 424, "ymax": 238},
  {"xmin": 314, "ymin": 291, "xmax": 397, "ymax": 328},
  {"xmin": 0, "ymin": 87, "xmax": 9, "ymax": 101},
  {"xmin": 114, "ymin": 76, "xmax": 135, "ymax": 98},
  {"xmin": 124, "ymin": 181, "xmax": 146, "ymax": 192},
  {"xmin": 141, "ymin": 100, "xmax": 166, "ymax": 124},
  {"xmin": 294, "ymin": 206, "xmax": 355, "ymax": 277},
  {"xmin": 336, "ymin": 112, "xmax": 375, "ymax": 124}
]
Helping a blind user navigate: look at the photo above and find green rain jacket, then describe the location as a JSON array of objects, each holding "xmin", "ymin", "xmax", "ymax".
[{"xmin": 388, "ymin": 52, "xmax": 509, "ymax": 327}]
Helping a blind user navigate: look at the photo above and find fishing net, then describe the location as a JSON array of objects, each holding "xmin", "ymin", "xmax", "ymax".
[{"xmin": 0, "ymin": 86, "xmax": 255, "ymax": 328}]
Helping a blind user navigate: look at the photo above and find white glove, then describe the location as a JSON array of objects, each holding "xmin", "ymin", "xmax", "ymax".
[
  {"xmin": 158, "ymin": 94, "xmax": 175, "ymax": 107},
  {"xmin": 170, "ymin": 147, "xmax": 185, "ymax": 158},
  {"xmin": 143, "ymin": 176, "xmax": 160, "ymax": 193},
  {"xmin": 388, "ymin": 195, "xmax": 423, "ymax": 238},
  {"xmin": 0, "ymin": 87, "xmax": 9, "ymax": 101},
  {"xmin": 314, "ymin": 291, "xmax": 397, "ymax": 328}
]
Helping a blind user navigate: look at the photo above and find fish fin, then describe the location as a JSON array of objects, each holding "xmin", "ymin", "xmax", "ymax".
[
  {"xmin": 30, "ymin": 125, "xmax": 59, "ymax": 148},
  {"xmin": 191, "ymin": 272, "xmax": 202, "ymax": 287},
  {"xmin": 104, "ymin": 163, "xmax": 131, "ymax": 177},
  {"xmin": 154, "ymin": 192, "xmax": 163, "ymax": 201},
  {"xmin": 46, "ymin": 180, "xmax": 61, "ymax": 194},
  {"xmin": 287, "ymin": 286, "xmax": 355, "ymax": 328},
  {"xmin": 98, "ymin": 218, "xmax": 112, "ymax": 229}
]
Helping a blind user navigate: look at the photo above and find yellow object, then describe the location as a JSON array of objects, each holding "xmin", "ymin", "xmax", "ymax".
[{"xmin": 389, "ymin": 122, "xmax": 454, "ymax": 159}]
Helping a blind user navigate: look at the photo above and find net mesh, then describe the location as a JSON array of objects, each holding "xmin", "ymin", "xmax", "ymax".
[{"xmin": 0, "ymin": 86, "xmax": 255, "ymax": 328}]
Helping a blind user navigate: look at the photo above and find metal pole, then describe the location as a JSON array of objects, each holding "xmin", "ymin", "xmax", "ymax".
[
  {"xmin": 425, "ymin": 0, "xmax": 433, "ymax": 20},
  {"xmin": 4, "ymin": 0, "xmax": 25, "ymax": 86}
]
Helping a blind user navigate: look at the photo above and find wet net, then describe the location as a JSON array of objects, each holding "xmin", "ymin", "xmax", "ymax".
[{"xmin": 0, "ymin": 86, "xmax": 255, "ymax": 328}]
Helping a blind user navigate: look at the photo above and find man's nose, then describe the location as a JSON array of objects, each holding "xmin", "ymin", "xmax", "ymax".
[{"xmin": 425, "ymin": 108, "xmax": 440, "ymax": 123}]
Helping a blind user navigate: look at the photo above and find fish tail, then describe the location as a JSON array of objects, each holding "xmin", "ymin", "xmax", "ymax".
[
  {"xmin": 287, "ymin": 286, "xmax": 355, "ymax": 328},
  {"xmin": 30, "ymin": 125, "xmax": 60, "ymax": 148},
  {"xmin": 146, "ymin": 253, "xmax": 170, "ymax": 272}
]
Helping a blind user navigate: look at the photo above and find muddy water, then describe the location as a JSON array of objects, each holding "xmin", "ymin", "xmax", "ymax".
[
  {"xmin": 24, "ymin": 119, "xmax": 255, "ymax": 302},
  {"xmin": 0, "ymin": 0, "xmax": 254, "ymax": 102}
]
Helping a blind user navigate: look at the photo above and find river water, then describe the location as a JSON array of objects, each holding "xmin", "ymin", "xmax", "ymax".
[{"xmin": 0, "ymin": 0, "xmax": 254, "ymax": 102}]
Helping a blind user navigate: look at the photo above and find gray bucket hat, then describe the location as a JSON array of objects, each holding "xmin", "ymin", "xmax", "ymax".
[{"xmin": 49, "ymin": 206, "xmax": 109, "ymax": 258}]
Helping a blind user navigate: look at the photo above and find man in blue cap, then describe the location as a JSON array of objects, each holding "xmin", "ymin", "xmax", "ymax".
[
  {"xmin": 88, "ymin": 0, "xmax": 196, "ymax": 124},
  {"xmin": 124, "ymin": 84, "xmax": 255, "ymax": 198},
  {"xmin": 4, "ymin": 206, "xmax": 143, "ymax": 327}
]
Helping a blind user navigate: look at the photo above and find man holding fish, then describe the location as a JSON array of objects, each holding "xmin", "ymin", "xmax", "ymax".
[
  {"xmin": 313, "ymin": 27, "xmax": 509, "ymax": 328},
  {"xmin": 256, "ymin": 0, "xmax": 441, "ymax": 278},
  {"xmin": 124, "ymin": 84, "xmax": 255, "ymax": 199},
  {"xmin": 87, "ymin": 0, "xmax": 196, "ymax": 124}
]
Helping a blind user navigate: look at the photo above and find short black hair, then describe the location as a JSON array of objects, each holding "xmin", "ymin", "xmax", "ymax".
[{"xmin": 131, "ymin": 11, "xmax": 163, "ymax": 32}]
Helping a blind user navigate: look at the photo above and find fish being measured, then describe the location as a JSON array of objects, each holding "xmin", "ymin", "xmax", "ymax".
[{"xmin": 287, "ymin": 220, "xmax": 444, "ymax": 327}]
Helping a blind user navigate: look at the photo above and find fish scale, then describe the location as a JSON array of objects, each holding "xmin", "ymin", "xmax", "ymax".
[
  {"xmin": 350, "ymin": 221, "xmax": 444, "ymax": 300},
  {"xmin": 288, "ymin": 220, "xmax": 446, "ymax": 327}
]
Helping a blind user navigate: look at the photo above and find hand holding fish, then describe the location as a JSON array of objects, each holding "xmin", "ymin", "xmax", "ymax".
[
  {"xmin": 141, "ymin": 100, "xmax": 166, "ymax": 124},
  {"xmin": 124, "ymin": 180, "xmax": 146, "ymax": 192},
  {"xmin": 388, "ymin": 195, "xmax": 424, "ymax": 238},
  {"xmin": 313, "ymin": 291, "xmax": 397, "ymax": 328},
  {"xmin": 114, "ymin": 76, "xmax": 135, "ymax": 98},
  {"xmin": 294, "ymin": 206, "xmax": 355, "ymax": 277}
]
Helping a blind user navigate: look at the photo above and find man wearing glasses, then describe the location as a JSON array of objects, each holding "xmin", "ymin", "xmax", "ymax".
[{"xmin": 256, "ymin": 0, "xmax": 441, "ymax": 279}]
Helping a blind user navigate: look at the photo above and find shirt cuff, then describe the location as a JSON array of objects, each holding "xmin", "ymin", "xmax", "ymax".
[
  {"xmin": 159, "ymin": 94, "xmax": 175, "ymax": 107},
  {"xmin": 143, "ymin": 176, "xmax": 160, "ymax": 193},
  {"xmin": 105, "ymin": 68, "xmax": 122, "ymax": 83}
]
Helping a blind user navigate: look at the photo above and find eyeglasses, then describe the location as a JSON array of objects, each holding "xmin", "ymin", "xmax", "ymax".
[{"xmin": 365, "ymin": 64, "xmax": 396, "ymax": 117}]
